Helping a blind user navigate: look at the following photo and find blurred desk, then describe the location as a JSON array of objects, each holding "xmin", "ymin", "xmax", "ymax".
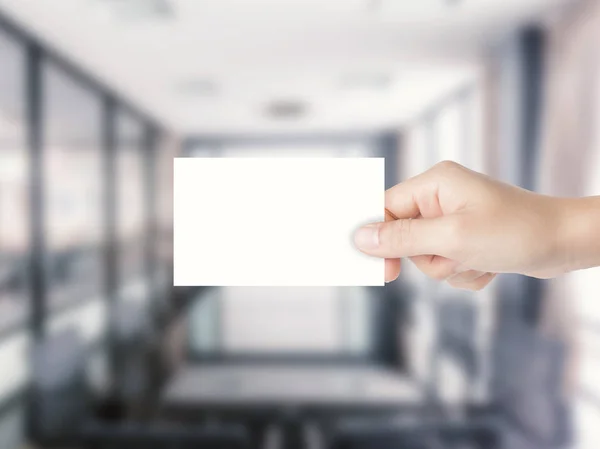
[
  {"xmin": 161, "ymin": 363, "xmax": 423, "ymax": 449},
  {"xmin": 162, "ymin": 364, "xmax": 422, "ymax": 413}
]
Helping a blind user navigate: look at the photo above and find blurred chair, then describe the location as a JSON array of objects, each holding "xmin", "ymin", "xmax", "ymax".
[
  {"xmin": 80, "ymin": 422, "xmax": 251, "ymax": 449},
  {"xmin": 436, "ymin": 294, "xmax": 479, "ymax": 382},
  {"xmin": 30, "ymin": 328, "xmax": 92, "ymax": 446},
  {"xmin": 113, "ymin": 300, "xmax": 153, "ymax": 399},
  {"xmin": 418, "ymin": 290, "xmax": 572, "ymax": 449},
  {"xmin": 328, "ymin": 415, "xmax": 499, "ymax": 449},
  {"xmin": 491, "ymin": 325, "xmax": 571, "ymax": 448},
  {"xmin": 113, "ymin": 298, "xmax": 175, "ymax": 420},
  {"xmin": 327, "ymin": 291, "xmax": 498, "ymax": 449},
  {"xmin": 30, "ymin": 328, "xmax": 251, "ymax": 449}
]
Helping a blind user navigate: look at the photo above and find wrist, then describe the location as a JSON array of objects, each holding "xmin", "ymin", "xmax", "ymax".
[{"xmin": 556, "ymin": 196, "xmax": 600, "ymax": 273}]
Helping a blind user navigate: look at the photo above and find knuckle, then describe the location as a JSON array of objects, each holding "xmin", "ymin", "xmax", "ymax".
[
  {"xmin": 434, "ymin": 160, "xmax": 461, "ymax": 172},
  {"xmin": 455, "ymin": 274, "xmax": 493, "ymax": 291}
]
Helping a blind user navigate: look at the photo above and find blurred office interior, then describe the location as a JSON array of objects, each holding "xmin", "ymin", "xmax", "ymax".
[{"xmin": 0, "ymin": 0, "xmax": 600, "ymax": 448}]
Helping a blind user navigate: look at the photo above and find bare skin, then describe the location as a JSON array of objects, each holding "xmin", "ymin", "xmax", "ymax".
[{"xmin": 354, "ymin": 161, "xmax": 600, "ymax": 290}]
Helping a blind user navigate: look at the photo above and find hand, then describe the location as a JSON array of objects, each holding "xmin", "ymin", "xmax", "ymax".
[{"xmin": 354, "ymin": 161, "xmax": 599, "ymax": 290}]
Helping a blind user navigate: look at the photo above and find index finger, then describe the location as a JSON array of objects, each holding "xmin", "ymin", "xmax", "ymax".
[{"xmin": 385, "ymin": 175, "xmax": 424, "ymax": 220}]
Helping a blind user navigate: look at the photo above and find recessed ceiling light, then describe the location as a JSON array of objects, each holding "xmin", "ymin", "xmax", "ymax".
[
  {"xmin": 264, "ymin": 100, "xmax": 308, "ymax": 120},
  {"xmin": 367, "ymin": 0, "xmax": 384, "ymax": 12},
  {"xmin": 371, "ymin": 0, "xmax": 462, "ymax": 14},
  {"xmin": 94, "ymin": 0, "xmax": 175, "ymax": 21},
  {"xmin": 177, "ymin": 79, "xmax": 219, "ymax": 97}
]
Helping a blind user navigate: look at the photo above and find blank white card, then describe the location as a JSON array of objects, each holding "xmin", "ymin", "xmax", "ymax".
[{"xmin": 174, "ymin": 158, "xmax": 384, "ymax": 286}]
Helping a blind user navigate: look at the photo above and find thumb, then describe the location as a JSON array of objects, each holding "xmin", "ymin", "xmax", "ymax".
[{"xmin": 353, "ymin": 217, "xmax": 454, "ymax": 258}]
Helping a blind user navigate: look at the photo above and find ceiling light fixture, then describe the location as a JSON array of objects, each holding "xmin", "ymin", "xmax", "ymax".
[
  {"xmin": 370, "ymin": 0, "xmax": 463, "ymax": 13},
  {"xmin": 177, "ymin": 79, "xmax": 219, "ymax": 97},
  {"xmin": 94, "ymin": 0, "xmax": 175, "ymax": 21},
  {"xmin": 264, "ymin": 100, "xmax": 308, "ymax": 120},
  {"xmin": 367, "ymin": 0, "xmax": 383, "ymax": 12}
]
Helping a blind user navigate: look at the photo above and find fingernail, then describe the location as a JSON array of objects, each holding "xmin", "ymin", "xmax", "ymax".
[{"xmin": 354, "ymin": 224, "xmax": 380, "ymax": 250}]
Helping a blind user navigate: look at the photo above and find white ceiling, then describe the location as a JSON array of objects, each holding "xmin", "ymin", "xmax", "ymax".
[{"xmin": 0, "ymin": 0, "xmax": 574, "ymax": 136}]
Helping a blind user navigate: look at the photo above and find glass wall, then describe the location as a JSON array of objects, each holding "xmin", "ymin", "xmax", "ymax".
[
  {"xmin": 0, "ymin": 27, "xmax": 28, "ymax": 449},
  {"xmin": 402, "ymin": 84, "xmax": 485, "ymax": 178},
  {"xmin": 0, "ymin": 17, "xmax": 169, "ymax": 448},
  {"xmin": 43, "ymin": 62, "xmax": 104, "ymax": 310},
  {"xmin": 0, "ymin": 28, "xmax": 28, "ymax": 331}
]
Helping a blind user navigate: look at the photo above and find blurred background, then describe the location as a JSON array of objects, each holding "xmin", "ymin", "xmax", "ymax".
[{"xmin": 0, "ymin": 0, "xmax": 599, "ymax": 448}]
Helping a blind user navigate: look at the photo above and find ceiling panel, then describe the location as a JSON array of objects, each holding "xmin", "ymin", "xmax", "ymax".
[{"xmin": 0, "ymin": 0, "xmax": 575, "ymax": 134}]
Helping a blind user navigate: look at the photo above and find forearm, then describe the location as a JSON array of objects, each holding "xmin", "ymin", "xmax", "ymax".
[{"xmin": 558, "ymin": 196, "xmax": 600, "ymax": 273}]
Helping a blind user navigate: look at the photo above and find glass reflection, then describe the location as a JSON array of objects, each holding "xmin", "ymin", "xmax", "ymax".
[{"xmin": 43, "ymin": 62, "xmax": 103, "ymax": 308}]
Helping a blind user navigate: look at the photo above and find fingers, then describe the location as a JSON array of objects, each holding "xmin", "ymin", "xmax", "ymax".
[
  {"xmin": 383, "ymin": 161, "xmax": 461, "ymax": 220},
  {"xmin": 385, "ymin": 188, "xmax": 419, "ymax": 220},
  {"xmin": 384, "ymin": 175, "xmax": 424, "ymax": 220},
  {"xmin": 353, "ymin": 216, "xmax": 456, "ymax": 259},
  {"xmin": 409, "ymin": 256, "xmax": 495, "ymax": 290},
  {"xmin": 410, "ymin": 255, "xmax": 457, "ymax": 280},
  {"xmin": 447, "ymin": 272, "xmax": 496, "ymax": 291},
  {"xmin": 385, "ymin": 259, "xmax": 401, "ymax": 283},
  {"xmin": 447, "ymin": 269, "xmax": 486, "ymax": 284}
]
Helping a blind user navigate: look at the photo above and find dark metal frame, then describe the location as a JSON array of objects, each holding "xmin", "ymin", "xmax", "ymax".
[
  {"xmin": 187, "ymin": 352, "xmax": 377, "ymax": 366},
  {"xmin": 101, "ymin": 95, "xmax": 119, "ymax": 389},
  {"xmin": 25, "ymin": 42, "xmax": 45, "ymax": 341},
  {"xmin": 182, "ymin": 131, "xmax": 393, "ymax": 154},
  {"xmin": 143, "ymin": 124, "xmax": 160, "ymax": 327},
  {"xmin": 519, "ymin": 27, "xmax": 547, "ymax": 325}
]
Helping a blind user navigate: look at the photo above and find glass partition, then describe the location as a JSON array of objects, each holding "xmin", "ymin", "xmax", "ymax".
[
  {"xmin": 0, "ymin": 29, "xmax": 29, "ymax": 330},
  {"xmin": 43, "ymin": 62, "xmax": 104, "ymax": 309}
]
